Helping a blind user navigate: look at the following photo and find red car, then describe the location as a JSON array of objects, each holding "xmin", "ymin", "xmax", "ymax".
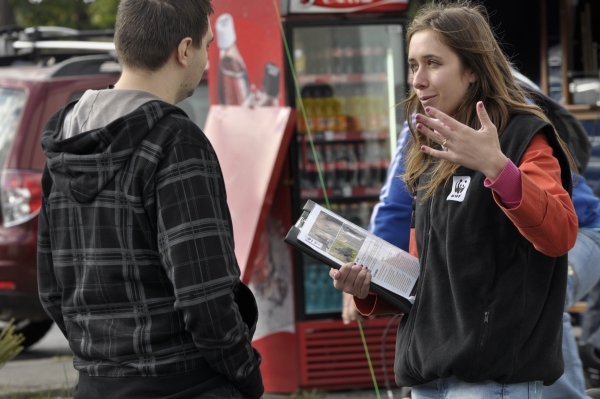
[{"xmin": 0, "ymin": 53, "xmax": 121, "ymax": 347}]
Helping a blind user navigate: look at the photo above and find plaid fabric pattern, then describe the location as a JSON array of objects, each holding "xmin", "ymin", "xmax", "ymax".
[{"xmin": 38, "ymin": 101, "xmax": 261, "ymax": 382}]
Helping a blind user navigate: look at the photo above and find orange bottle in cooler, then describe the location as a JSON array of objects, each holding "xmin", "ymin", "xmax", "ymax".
[
  {"xmin": 303, "ymin": 98, "xmax": 316, "ymax": 133},
  {"xmin": 349, "ymin": 95, "xmax": 365, "ymax": 132},
  {"xmin": 366, "ymin": 95, "xmax": 380, "ymax": 131},
  {"xmin": 323, "ymin": 97, "xmax": 337, "ymax": 132},
  {"xmin": 297, "ymin": 98, "xmax": 307, "ymax": 133},
  {"xmin": 333, "ymin": 96, "xmax": 347, "ymax": 132},
  {"xmin": 377, "ymin": 95, "xmax": 389, "ymax": 130},
  {"xmin": 313, "ymin": 97, "xmax": 327, "ymax": 132}
]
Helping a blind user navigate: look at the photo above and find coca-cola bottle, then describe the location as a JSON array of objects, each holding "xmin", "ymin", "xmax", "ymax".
[
  {"xmin": 314, "ymin": 145, "xmax": 325, "ymax": 188},
  {"xmin": 357, "ymin": 142, "xmax": 370, "ymax": 187},
  {"xmin": 346, "ymin": 144, "xmax": 359, "ymax": 188},
  {"xmin": 217, "ymin": 14, "xmax": 252, "ymax": 106},
  {"xmin": 367, "ymin": 141, "xmax": 382, "ymax": 186},
  {"xmin": 334, "ymin": 143, "xmax": 348, "ymax": 188},
  {"xmin": 304, "ymin": 145, "xmax": 317, "ymax": 189},
  {"xmin": 324, "ymin": 144, "xmax": 336, "ymax": 189}
]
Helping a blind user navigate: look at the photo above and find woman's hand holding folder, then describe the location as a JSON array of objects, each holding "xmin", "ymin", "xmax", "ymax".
[{"xmin": 329, "ymin": 262, "xmax": 371, "ymax": 299}]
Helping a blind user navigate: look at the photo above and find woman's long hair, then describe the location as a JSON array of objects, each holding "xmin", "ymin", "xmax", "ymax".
[{"xmin": 403, "ymin": 1, "xmax": 575, "ymax": 198}]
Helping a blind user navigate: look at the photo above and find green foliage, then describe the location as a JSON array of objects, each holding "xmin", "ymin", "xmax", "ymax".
[
  {"xmin": 0, "ymin": 319, "xmax": 24, "ymax": 369},
  {"xmin": 8, "ymin": 0, "xmax": 119, "ymax": 30}
]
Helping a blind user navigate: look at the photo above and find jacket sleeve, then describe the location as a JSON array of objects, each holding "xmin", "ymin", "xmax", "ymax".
[
  {"xmin": 37, "ymin": 194, "xmax": 68, "ymax": 337},
  {"xmin": 368, "ymin": 123, "xmax": 413, "ymax": 251},
  {"xmin": 155, "ymin": 143, "xmax": 263, "ymax": 399},
  {"xmin": 494, "ymin": 133, "xmax": 578, "ymax": 257}
]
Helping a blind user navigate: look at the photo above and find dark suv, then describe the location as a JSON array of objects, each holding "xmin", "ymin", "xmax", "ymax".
[{"xmin": 0, "ymin": 26, "xmax": 209, "ymax": 347}]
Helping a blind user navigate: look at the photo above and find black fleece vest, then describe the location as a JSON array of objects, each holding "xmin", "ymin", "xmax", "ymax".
[{"xmin": 394, "ymin": 113, "xmax": 572, "ymax": 387}]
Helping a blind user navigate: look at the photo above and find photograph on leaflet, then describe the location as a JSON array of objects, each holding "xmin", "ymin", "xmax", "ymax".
[{"xmin": 329, "ymin": 224, "xmax": 366, "ymax": 263}]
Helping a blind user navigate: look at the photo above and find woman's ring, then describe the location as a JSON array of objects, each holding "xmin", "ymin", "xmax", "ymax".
[{"xmin": 441, "ymin": 138, "xmax": 447, "ymax": 151}]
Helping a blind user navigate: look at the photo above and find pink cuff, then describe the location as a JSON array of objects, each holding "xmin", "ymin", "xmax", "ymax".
[{"xmin": 484, "ymin": 159, "xmax": 522, "ymax": 209}]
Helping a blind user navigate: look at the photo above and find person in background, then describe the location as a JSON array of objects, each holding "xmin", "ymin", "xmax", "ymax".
[
  {"xmin": 332, "ymin": 2, "xmax": 577, "ymax": 398},
  {"xmin": 37, "ymin": 1, "xmax": 264, "ymax": 398}
]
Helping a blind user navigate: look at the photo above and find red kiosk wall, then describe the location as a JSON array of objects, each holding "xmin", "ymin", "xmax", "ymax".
[{"xmin": 208, "ymin": 1, "xmax": 299, "ymax": 393}]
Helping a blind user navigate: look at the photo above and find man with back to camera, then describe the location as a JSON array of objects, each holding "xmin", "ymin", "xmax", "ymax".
[{"xmin": 36, "ymin": 1, "xmax": 264, "ymax": 398}]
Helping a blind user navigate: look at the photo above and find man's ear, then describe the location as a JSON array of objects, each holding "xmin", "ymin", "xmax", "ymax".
[{"xmin": 175, "ymin": 37, "xmax": 194, "ymax": 67}]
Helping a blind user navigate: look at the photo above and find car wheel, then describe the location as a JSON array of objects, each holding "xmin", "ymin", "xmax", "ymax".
[{"xmin": 0, "ymin": 319, "xmax": 54, "ymax": 349}]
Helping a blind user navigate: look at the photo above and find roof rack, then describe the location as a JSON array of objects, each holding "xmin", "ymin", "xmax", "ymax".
[
  {"xmin": 48, "ymin": 54, "xmax": 120, "ymax": 78},
  {"xmin": 0, "ymin": 25, "xmax": 115, "ymax": 66}
]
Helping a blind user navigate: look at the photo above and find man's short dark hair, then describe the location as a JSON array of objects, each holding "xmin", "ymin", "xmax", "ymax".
[{"xmin": 115, "ymin": 0, "xmax": 214, "ymax": 72}]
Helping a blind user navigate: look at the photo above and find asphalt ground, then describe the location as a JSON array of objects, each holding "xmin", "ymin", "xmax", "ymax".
[{"xmin": 0, "ymin": 323, "xmax": 408, "ymax": 399}]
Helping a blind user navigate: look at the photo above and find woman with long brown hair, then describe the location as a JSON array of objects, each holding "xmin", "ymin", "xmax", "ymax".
[{"xmin": 330, "ymin": 2, "xmax": 578, "ymax": 397}]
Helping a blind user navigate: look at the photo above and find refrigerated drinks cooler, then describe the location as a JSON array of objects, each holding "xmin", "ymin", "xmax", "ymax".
[{"xmin": 207, "ymin": 0, "xmax": 409, "ymax": 393}]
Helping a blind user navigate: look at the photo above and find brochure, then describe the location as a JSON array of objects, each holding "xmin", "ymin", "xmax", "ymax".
[{"xmin": 285, "ymin": 200, "xmax": 420, "ymax": 313}]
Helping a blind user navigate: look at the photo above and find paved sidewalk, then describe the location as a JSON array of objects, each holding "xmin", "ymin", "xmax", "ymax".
[{"xmin": 0, "ymin": 356, "xmax": 76, "ymax": 399}]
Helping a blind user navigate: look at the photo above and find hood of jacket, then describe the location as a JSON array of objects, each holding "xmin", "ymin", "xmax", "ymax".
[{"xmin": 40, "ymin": 91, "xmax": 187, "ymax": 204}]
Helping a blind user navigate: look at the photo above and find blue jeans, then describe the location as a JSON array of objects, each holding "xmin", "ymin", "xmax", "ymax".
[
  {"xmin": 544, "ymin": 229, "xmax": 600, "ymax": 399},
  {"xmin": 412, "ymin": 376, "xmax": 542, "ymax": 399}
]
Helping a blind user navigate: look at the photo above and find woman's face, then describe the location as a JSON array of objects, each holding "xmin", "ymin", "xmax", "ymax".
[{"xmin": 408, "ymin": 29, "xmax": 476, "ymax": 116}]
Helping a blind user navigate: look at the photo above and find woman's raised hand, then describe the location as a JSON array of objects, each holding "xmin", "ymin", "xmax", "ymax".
[
  {"xmin": 416, "ymin": 102, "xmax": 509, "ymax": 181},
  {"xmin": 329, "ymin": 262, "xmax": 371, "ymax": 299}
]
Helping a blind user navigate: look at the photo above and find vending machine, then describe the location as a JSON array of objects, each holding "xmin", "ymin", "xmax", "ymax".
[{"xmin": 206, "ymin": 0, "xmax": 409, "ymax": 393}]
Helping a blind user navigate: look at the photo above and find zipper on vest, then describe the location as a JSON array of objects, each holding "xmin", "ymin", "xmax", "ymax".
[
  {"xmin": 404, "ymin": 197, "xmax": 434, "ymax": 382},
  {"xmin": 473, "ymin": 310, "xmax": 490, "ymax": 378}
]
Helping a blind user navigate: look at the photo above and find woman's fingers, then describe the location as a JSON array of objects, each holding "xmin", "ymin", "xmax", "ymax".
[
  {"xmin": 416, "ymin": 121, "xmax": 446, "ymax": 145},
  {"xmin": 476, "ymin": 101, "xmax": 493, "ymax": 131},
  {"xmin": 332, "ymin": 263, "xmax": 371, "ymax": 298},
  {"xmin": 421, "ymin": 107, "xmax": 462, "ymax": 137}
]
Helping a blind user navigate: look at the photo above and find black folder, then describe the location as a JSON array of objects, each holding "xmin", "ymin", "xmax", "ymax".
[{"xmin": 284, "ymin": 200, "xmax": 414, "ymax": 313}]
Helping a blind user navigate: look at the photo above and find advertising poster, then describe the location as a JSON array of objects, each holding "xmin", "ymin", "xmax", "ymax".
[
  {"xmin": 289, "ymin": 0, "xmax": 408, "ymax": 14},
  {"xmin": 209, "ymin": 1, "xmax": 285, "ymax": 107}
]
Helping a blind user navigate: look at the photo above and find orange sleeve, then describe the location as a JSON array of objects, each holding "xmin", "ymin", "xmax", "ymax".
[{"xmin": 492, "ymin": 132, "xmax": 577, "ymax": 257}]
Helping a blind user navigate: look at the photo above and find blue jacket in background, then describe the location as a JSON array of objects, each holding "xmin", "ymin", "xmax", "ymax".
[{"xmin": 370, "ymin": 122, "xmax": 600, "ymax": 248}]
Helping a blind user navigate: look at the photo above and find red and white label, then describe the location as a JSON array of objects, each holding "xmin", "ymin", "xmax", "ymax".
[{"xmin": 289, "ymin": 0, "xmax": 408, "ymax": 13}]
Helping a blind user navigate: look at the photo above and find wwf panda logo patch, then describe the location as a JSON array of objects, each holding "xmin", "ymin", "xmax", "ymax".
[{"xmin": 447, "ymin": 176, "xmax": 471, "ymax": 202}]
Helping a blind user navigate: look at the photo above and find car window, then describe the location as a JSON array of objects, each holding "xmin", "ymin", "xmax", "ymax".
[
  {"xmin": 0, "ymin": 88, "xmax": 27, "ymax": 170},
  {"xmin": 177, "ymin": 83, "xmax": 209, "ymax": 130}
]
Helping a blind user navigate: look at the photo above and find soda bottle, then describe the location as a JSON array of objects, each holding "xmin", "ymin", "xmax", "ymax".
[
  {"xmin": 334, "ymin": 143, "xmax": 348, "ymax": 188},
  {"xmin": 314, "ymin": 144, "xmax": 325, "ymax": 188},
  {"xmin": 324, "ymin": 97, "xmax": 337, "ymax": 132},
  {"xmin": 338, "ymin": 203, "xmax": 348, "ymax": 221},
  {"xmin": 344, "ymin": 41, "xmax": 354, "ymax": 74},
  {"xmin": 349, "ymin": 96, "xmax": 361, "ymax": 131},
  {"xmin": 297, "ymin": 99, "xmax": 307, "ymax": 134},
  {"xmin": 294, "ymin": 39, "xmax": 307, "ymax": 75},
  {"xmin": 377, "ymin": 96, "xmax": 389, "ymax": 131},
  {"xmin": 358, "ymin": 201, "xmax": 371, "ymax": 229},
  {"xmin": 304, "ymin": 144, "xmax": 316, "ymax": 189},
  {"xmin": 303, "ymin": 98, "xmax": 316, "ymax": 134},
  {"xmin": 348, "ymin": 203, "xmax": 361, "ymax": 226},
  {"xmin": 332, "ymin": 97, "xmax": 347, "ymax": 132},
  {"xmin": 257, "ymin": 63, "xmax": 280, "ymax": 107},
  {"xmin": 346, "ymin": 144, "xmax": 359, "ymax": 188},
  {"xmin": 366, "ymin": 95, "xmax": 380, "ymax": 131},
  {"xmin": 324, "ymin": 144, "xmax": 336, "ymax": 188},
  {"xmin": 313, "ymin": 98, "xmax": 327, "ymax": 132},
  {"xmin": 357, "ymin": 142, "xmax": 370, "ymax": 187},
  {"xmin": 373, "ymin": 43, "xmax": 385, "ymax": 73},
  {"xmin": 333, "ymin": 39, "xmax": 345, "ymax": 75},
  {"xmin": 216, "ymin": 14, "xmax": 252, "ymax": 106},
  {"xmin": 367, "ymin": 141, "xmax": 382, "ymax": 186}
]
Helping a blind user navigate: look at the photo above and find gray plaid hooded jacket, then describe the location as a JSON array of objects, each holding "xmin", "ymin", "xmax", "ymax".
[{"xmin": 37, "ymin": 99, "xmax": 263, "ymax": 398}]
